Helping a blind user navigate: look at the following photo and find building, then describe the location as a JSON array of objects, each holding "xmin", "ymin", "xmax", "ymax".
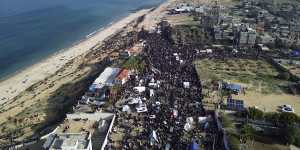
[
  {"xmin": 45, "ymin": 133, "xmax": 92, "ymax": 150},
  {"xmin": 214, "ymin": 25, "xmax": 223, "ymax": 40},
  {"xmin": 115, "ymin": 69, "xmax": 130, "ymax": 85},
  {"xmin": 43, "ymin": 112, "xmax": 115, "ymax": 150},
  {"xmin": 247, "ymin": 28, "xmax": 257, "ymax": 45},
  {"xmin": 94, "ymin": 67, "xmax": 121, "ymax": 87},
  {"xmin": 236, "ymin": 24, "xmax": 257, "ymax": 47},
  {"xmin": 240, "ymin": 31, "xmax": 248, "ymax": 45},
  {"xmin": 80, "ymin": 67, "xmax": 121, "ymax": 106},
  {"xmin": 84, "ymin": 86, "xmax": 109, "ymax": 106}
]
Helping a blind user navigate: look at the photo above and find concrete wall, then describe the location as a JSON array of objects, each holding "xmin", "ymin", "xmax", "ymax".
[{"xmin": 100, "ymin": 114, "xmax": 116, "ymax": 150}]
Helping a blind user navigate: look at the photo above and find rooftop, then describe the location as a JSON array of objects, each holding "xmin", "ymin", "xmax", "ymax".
[
  {"xmin": 44, "ymin": 112, "xmax": 115, "ymax": 150},
  {"xmin": 50, "ymin": 133, "xmax": 90, "ymax": 150},
  {"xmin": 57, "ymin": 119, "xmax": 97, "ymax": 133},
  {"xmin": 116, "ymin": 69, "xmax": 129, "ymax": 80},
  {"xmin": 94, "ymin": 67, "xmax": 121, "ymax": 86}
]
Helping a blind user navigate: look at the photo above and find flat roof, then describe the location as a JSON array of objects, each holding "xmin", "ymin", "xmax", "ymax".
[
  {"xmin": 57, "ymin": 119, "xmax": 96, "ymax": 133},
  {"xmin": 94, "ymin": 67, "xmax": 121, "ymax": 86},
  {"xmin": 50, "ymin": 133, "xmax": 89, "ymax": 149},
  {"xmin": 116, "ymin": 69, "xmax": 129, "ymax": 80}
]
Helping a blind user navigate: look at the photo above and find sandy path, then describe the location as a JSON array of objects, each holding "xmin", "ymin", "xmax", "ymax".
[
  {"xmin": 0, "ymin": 9, "xmax": 151, "ymax": 105},
  {"xmin": 139, "ymin": 0, "xmax": 174, "ymax": 30}
]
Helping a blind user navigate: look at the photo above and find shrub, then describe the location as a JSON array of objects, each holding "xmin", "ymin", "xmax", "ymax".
[
  {"xmin": 282, "ymin": 124, "xmax": 300, "ymax": 145},
  {"xmin": 220, "ymin": 113, "xmax": 232, "ymax": 128},
  {"xmin": 264, "ymin": 112, "xmax": 280, "ymax": 124},
  {"xmin": 264, "ymin": 112, "xmax": 299, "ymax": 126},
  {"xmin": 248, "ymin": 107, "xmax": 264, "ymax": 120},
  {"xmin": 295, "ymin": 132, "xmax": 300, "ymax": 147},
  {"xmin": 228, "ymin": 133, "xmax": 240, "ymax": 150},
  {"xmin": 277, "ymin": 72, "xmax": 290, "ymax": 80},
  {"xmin": 279, "ymin": 112, "xmax": 299, "ymax": 125},
  {"xmin": 235, "ymin": 110, "xmax": 248, "ymax": 118},
  {"xmin": 240, "ymin": 124, "xmax": 254, "ymax": 142}
]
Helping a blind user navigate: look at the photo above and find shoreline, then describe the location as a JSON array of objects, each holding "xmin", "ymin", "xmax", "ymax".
[
  {"xmin": 0, "ymin": 10, "xmax": 134, "ymax": 82},
  {"xmin": 0, "ymin": 0, "xmax": 173, "ymax": 143},
  {"xmin": 0, "ymin": 8, "xmax": 153, "ymax": 104}
]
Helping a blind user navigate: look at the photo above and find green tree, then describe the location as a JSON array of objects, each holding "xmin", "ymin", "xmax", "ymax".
[{"xmin": 228, "ymin": 134, "xmax": 240, "ymax": 150}]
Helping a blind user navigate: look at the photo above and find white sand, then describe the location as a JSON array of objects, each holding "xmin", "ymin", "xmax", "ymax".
[{"xmin": 0, "ymin": 9, "xmax": 151, "ymax": 105}]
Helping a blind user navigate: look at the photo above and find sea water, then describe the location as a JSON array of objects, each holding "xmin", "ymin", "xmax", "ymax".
[{"xmin": 0, "ymin": 0, "xmax": 164, "ymax": 80}]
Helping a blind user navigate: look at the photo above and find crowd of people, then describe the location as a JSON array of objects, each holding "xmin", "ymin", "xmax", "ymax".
[{"xmin": 105, "ymin": 24, "xmax": 225, "ymax": 150}]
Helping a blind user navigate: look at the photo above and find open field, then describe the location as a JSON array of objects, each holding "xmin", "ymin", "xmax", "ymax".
[
  {"xmin": 195, "ymin": 58, "xmax": 300, "ymax": 115},
  {"xmin": 166, "ymin": 14, "xmax": 199, "ymax": 26}
]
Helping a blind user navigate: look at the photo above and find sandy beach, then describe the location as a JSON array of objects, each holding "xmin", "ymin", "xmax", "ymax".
[
  {"xmin": 0, "ymin": 1, "xmax": 174, "ymax": 143},
  {"xmin": 0, "ymin": 9, "xmax": 153, "ymax": 105}
]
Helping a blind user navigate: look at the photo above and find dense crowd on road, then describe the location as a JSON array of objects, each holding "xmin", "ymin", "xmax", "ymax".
[{"xmin": 105, "ymin": 25, "xmax": 224, "ymax": 149}]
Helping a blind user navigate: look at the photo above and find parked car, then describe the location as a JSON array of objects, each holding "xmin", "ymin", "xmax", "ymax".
[
  {"xmin": 281, "ymin": 104, "xmax": 294, "ymax": 113},
  {"xmin": 282, "ymin": 104, "xmax": 292, "ymax": 109},
  {"xmin": 282, "ymin": 107, "xmax": 294, "ymax": 113}
]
